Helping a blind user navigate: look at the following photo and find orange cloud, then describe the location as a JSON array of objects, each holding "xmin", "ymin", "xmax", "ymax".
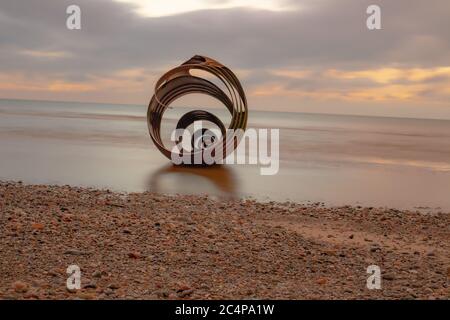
[
  {"xmin": 252, "ymin": 66, "xmax": 450, "ymax": 103},
  {"xmin": 0, "ymin": 73, "xmax": 92, "ymax": 92},
  {"xmin": 48, "ymin": 82, "xmax": 93, "ymax": 92},
  {"xmin": 250, "ymin": 81, "xmax": 449, "ymax": 103},
  {"xmin": 0, "ymin": 68, "xmax": 159, "ymax": 94},
  {"xmin": 326, "ymin": 67, "xmax": 450, "ymax": 84},
  {"xmin": 19, "ymin": 50, "xmax": 70, "ymax": 59},
  {"xmin": 344, "ymin": 84, "xmax": 425, "ymax": 101},
  {"xmin": 270, "ymin": 69, "xmax": 312, "ymax": 79},
  {"xmin": 2, "ymin": 65, "xmax": 450, "ymax": 106}
]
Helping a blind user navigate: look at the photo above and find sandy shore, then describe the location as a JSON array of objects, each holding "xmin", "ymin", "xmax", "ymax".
[{"xmin": 0, "ymin": 181, "xmax": 448, "ymax": 300}]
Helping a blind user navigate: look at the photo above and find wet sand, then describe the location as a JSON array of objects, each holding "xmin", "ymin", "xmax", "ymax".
[
  {"xmin": 1, "ymin": 181, "xmax": 448, "ymax": 300},
  {"xmin": 2, "ymin": 99, "xmax": 450, "ymax": 210}
]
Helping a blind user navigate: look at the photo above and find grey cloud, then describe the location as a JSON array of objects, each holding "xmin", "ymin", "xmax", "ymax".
[{"xmin": 0, "ymin": 0, "xmax": 449, "ymax": 88}]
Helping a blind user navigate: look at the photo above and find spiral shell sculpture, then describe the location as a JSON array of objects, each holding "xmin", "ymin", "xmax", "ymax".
[{"xmin": 147, "ymin": 55, "xmax": 248, "ymax": 165}]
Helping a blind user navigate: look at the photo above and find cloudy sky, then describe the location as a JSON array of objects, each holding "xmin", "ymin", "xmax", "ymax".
[{"xmin": 1, "ymin": 0, "xmax": 450, "ymax": 119}]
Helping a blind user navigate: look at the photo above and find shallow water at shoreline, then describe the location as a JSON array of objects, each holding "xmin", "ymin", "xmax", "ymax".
[{"xmin": 1, "ymin": 98, "xmax": 450, "ymax": 210}]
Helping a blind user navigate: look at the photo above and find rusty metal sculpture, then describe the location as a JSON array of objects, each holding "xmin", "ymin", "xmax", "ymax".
[{"xmin": 147, "ymin": 55, "xmax": 248, "ymax": 165}]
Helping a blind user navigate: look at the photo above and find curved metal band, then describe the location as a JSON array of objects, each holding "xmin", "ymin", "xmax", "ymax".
[{"xmin": 147, "ymin": 55, "xmax": 248, "ymax": 163}]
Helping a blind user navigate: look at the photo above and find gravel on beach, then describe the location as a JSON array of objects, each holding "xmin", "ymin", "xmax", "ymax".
[{"xmin": 0, "ymin": 181, "xmax": 448, "ymax": 300}]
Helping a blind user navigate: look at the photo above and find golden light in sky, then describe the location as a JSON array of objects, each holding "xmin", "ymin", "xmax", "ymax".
[
  {"xmin": 114, "ymin": 0, "xmax": 296, "ymax": 17},
  {"xmin": 1, "ymin": 0, "xmax": 450, "ymax": 119}
]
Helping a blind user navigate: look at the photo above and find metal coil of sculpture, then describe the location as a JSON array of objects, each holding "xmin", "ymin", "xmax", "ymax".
[{"xmin": 147, "ymin": 55, "xmax": 248, "ymax": 165}]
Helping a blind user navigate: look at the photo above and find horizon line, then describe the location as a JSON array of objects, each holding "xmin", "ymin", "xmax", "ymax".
[{"xmin": 1, "ymin": 97, "xmax": 449, "ymax": 122}]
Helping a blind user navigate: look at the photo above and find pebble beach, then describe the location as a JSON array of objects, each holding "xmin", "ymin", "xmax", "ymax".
[{"xmin": 0, "ymin": 181, "xmax": 448, "ymax": 300}]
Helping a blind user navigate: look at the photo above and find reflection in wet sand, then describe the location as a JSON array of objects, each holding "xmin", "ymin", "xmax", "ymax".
[
  {"xmin": 2, "ymin": 99, "xmax": 450, "ymax": 209},
  {"xmin": 147, "ymin": 164, "xmax": 237, "ymax": 199}
]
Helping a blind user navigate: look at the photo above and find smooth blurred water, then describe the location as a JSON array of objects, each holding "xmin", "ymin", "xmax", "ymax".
[{"xmin": 1, "ymin": 98, "xmax": 450, "ymax": 210}]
